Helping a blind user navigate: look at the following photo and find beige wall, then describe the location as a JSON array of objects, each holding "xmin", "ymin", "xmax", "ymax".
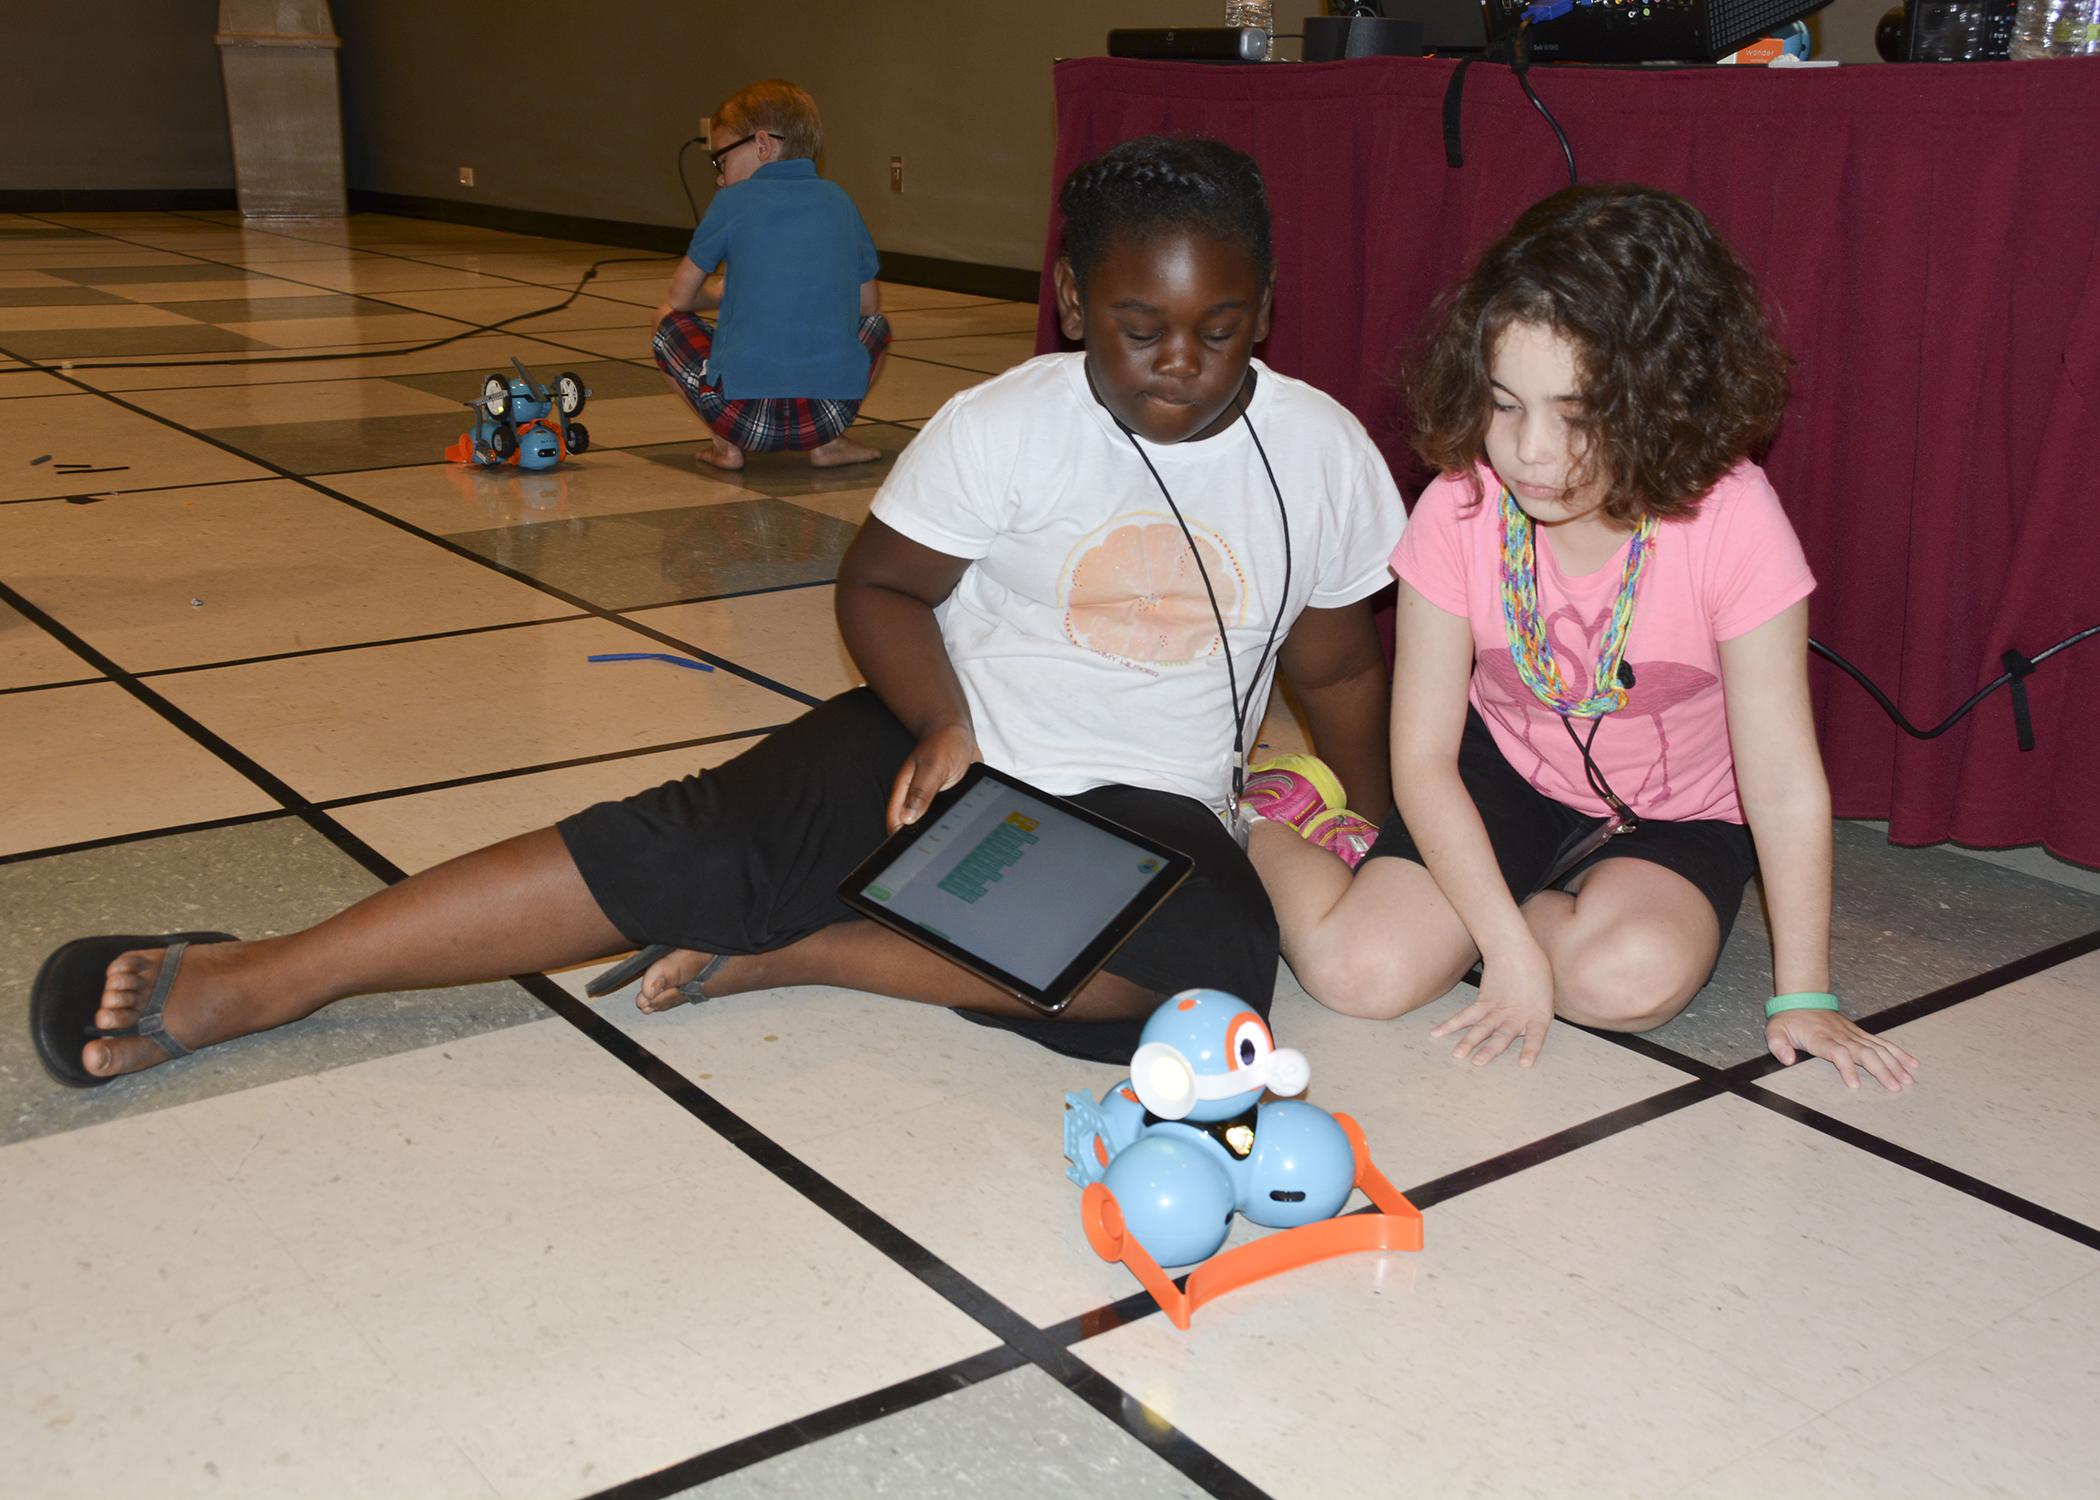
[
  {"xmin": 333, "ymin": 0, "xmax": 1220, "ymax": 269},
  {"xmin": 3, "ymin": 0, "xmax": 232, "ymax": 191},
  {"xmin": 5, "ymin": 0, "xmax": 1900, "ymax": 247}
]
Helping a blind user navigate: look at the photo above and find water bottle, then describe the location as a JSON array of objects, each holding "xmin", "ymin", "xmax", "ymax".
[
  {"xmin": 2010, "ymin": 0, "xmax": 2100, "ymax": 57},
  {"xmin": 1225, "ymin": 0, "xmax": 1275, "ymax": 57}
]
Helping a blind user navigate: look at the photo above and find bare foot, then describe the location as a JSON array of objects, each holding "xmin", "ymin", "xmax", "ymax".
[
  {"xmin": 808, "ymin": 435, "xmax": 880, "ymax": 468},
  {"xmin": 85, "ymin": 943, "xmax": 244, "ymax": 1079},
  {"xmin": 636, "ymin": 948, "xmax": 727, "ymax": 1014},
  {"xmin": 698, "ymin": 438, "xmax": 745, "ymax": 471}
]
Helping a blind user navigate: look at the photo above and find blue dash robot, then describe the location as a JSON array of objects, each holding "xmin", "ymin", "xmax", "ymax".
[
  {"xmin": 1063, "ymin": 989, "xmax": 1422, "ymax": 1327},
  {"xmin": 446, "ymin": 358, "xmax": 590, "ymax": 470}
]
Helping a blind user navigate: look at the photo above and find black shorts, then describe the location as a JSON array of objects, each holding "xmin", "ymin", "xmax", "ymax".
[
  {"xmin": 1364, "ymin": 708, "xmax": 1758, "ymax": 945},
  {"xmin": 555, "ymin": 688, "xmax": 1278, "ymax": 1064}
]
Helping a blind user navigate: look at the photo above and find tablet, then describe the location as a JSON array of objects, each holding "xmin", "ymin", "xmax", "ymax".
[{"xmin": 836, "ymin": 764, "xmax": 1193, "ymax": 1014}]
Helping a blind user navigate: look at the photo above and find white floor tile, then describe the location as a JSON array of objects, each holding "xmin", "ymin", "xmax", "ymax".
[{"xmin": 1755, "ymin": 951, "xmax": 2100, "ymax": 1226}]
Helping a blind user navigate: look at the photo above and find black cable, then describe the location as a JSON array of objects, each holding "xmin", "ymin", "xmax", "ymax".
[
  {"xmin": 1811, "ymin": 625, "xmax": 2100, "ymax": 740},
  {"xmin": 677, "ymin": 134, "xmax": 708, "ymax": 225},
  {"xmin": 1512, "ymin": 21, "xmax": 1579, "ymax": 186}
]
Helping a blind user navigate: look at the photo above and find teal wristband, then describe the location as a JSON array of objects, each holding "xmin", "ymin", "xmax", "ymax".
[{"xmin": 1766, "ymin": 991, "xmax": 1842, "ymax": 1018}]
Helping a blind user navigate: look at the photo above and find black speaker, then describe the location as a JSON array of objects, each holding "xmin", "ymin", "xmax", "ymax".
[
  {"xmin": 1107, "ymin": 27, "xmax": 1272, "ymax": 61},
  {"xmin": 1304, "ymin": 14, "xmax": 1428, "ymax": 55}
]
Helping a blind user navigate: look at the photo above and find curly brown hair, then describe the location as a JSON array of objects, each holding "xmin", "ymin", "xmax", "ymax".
[{"xmin": 1409, "ymin": 184, "xmax": 1790, "ymax": 523}]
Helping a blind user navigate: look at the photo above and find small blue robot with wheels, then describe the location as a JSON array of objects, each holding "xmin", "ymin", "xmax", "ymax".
[
  {"xmin": 1064, "ymin": 988, "xmax": 1358, "ymax": 1267},
  {"xmin": 445, "ymin": 357, "xmax": 591, "ymax": 471}
]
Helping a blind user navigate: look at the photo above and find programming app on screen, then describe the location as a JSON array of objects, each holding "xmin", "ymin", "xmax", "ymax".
[{"xmin": 858, "ymin": 778, "xmax": 1165, "ymax": 987}]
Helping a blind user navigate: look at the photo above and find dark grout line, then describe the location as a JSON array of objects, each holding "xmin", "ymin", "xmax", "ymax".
[
  {"xmin": 0, "ymin": 808, "xmax": 296, "ymax": 867},
  {"xmin": 1736, "ymin": 1087, "xmax": 2100, "ymax": 1253},
  {"xmin": 0, "ymin": 336, "xmax": 827, "ymax": 712},
  {"xmin": 523, "ymin": 974, "xmax": 1275, "ymax": 1500},
  {"xmin": 314, "ymin": 725, "xmax": 785, "ymax": 811},
  {"xmin": 574, "ymin": 1347, "xmax": 1030, "ymax": 1500}
]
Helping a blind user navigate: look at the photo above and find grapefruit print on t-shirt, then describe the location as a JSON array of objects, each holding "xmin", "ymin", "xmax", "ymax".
[{"xmin": 1061, "ymin": 511, "xmax": 1247, "ymax": 675}]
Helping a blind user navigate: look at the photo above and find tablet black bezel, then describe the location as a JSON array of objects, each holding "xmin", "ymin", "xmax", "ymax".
[{"xmin": 835, "ymin": 763, "xmax": 1193, "ymax": 1014}]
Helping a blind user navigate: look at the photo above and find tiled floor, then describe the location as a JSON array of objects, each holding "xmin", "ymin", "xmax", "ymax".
[{"xmin": 2, "ymin": 209, "xmax": 2094, "ymax": 1500}]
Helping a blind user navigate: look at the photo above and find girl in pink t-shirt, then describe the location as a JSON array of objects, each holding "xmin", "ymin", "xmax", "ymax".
[{"xmin": 1253, "ymin": 184, "xmax": 1918, "ymax": 1091}]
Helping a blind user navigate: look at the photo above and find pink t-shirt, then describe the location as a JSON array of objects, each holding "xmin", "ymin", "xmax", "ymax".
[{"xmin": 1393, "ymin": 461, "xmax": 1814, "ymax": 825}]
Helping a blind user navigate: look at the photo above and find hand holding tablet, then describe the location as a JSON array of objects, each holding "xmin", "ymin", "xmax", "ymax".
[{"xmin": 838, "ymin": 765, "xmax": 1192, "ymax": 1014}]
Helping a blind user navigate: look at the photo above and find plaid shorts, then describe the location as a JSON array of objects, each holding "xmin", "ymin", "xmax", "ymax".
[{"xmin": 652, "ymin": 311, "xmax": 892, "ymax": 452}]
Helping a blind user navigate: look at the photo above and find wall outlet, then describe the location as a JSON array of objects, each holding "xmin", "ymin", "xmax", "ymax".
[
  {"xmin": 458, "ymin": 166, "xmax": 475, "ymax": 187},
  {"xmin": 889, "ymin": 156, "xmax": 903, "ymax": 193}
]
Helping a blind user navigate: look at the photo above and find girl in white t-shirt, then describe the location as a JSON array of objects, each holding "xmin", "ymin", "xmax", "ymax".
[
  {"xmin": 35, "ymin": 136, "xmax": 1403, "ymax": 1086},
  {"xmin": 1256, "ymin": 185, "xmax": 1918, "ymax": 1091}
]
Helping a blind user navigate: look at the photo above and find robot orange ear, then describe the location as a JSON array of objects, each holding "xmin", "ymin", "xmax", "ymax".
[{"xmin": 1129, "ymin": 1042, "xmax": 1200, "ymax": 1120}]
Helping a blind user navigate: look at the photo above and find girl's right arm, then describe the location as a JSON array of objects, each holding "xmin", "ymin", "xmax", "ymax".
[
  {"xmin": 1390, "ymin": 583, "xmax": 1559, "ymax": 1067},
  {"xmin": 835, "ymin": 518, "xmax": 982, "ymax": 833}
]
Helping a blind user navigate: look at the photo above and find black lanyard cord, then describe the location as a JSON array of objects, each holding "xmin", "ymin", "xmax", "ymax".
[{"xmin": 1110, "ymin": 381, "xmax": 1292, "ymax": 808}]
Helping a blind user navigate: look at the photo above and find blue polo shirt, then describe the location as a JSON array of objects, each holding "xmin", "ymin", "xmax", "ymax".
[{"xmin": 686, "ymin": 157, "xmax": 880, "ymax": 400}]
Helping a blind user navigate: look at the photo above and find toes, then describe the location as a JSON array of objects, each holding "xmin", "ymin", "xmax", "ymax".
[{"xmin": 82, "ymin": 1035, "xmax": 163, "ymax": 1078}]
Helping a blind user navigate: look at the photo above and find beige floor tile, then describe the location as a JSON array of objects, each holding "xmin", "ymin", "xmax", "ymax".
[
  {"xmin": 73, "ymin": 331, "xmax": 590, "ymax": 391},
  {"xmin": 0, "ymin": 477, "xmax": 578, "ymax": 672},
  {"xmin": 101, "ymin": 276, "xmax": 340, "ymax": 303},
  {"xmin": 2, "ymin": 1021, "xmax": 993, "ymax": 1498},
  {"xmin": 783, "ymin": 481, "xmax": 883, "ymax": 526},
  {"xmin": 577, "ymin": 275, "xmax": 668, "ymax": 307},
  {"xmin": 153, "ymin": 615, "xmax": 807, "ymax": 801},
  {"xmin": 323, "ymin": 450, "xmax": 751, "ymax": 534},
  {"xmin": 0, "ymin": 270, "xmax": 74, "ymax": 288},
  {"xmin": 570, "ymin": 390, "xmax": 715, "ymax": 448},
  {"xmin": 888, "ymin": 302, "xmax": 1044, "ymax": 340},
  {"xmin": 0, "ymin": 681, "xmax": 276, "ymax": 854},
  {"xmin": 1077, "ymin": 1205, "xmax": 1817, "ymax": 1500},
  {"xmin": 0, "ymin": 395, "xmax": 271, "ymax": 500},
  {"xmin": 219, "ymin": 312, "xmax": 474, "ymax": 348},
  {"xmin": 0, "ymin": 369, "xmax": 75, "ymax": 398},
  {"xmin": 377, "ymin": 285, "xmax": 649, "ymax": 333},
  {"xmin": 538, "ymin": 325, "xmax": 654, "ymax": 359},
  {"xmin": 877, "ymin": 283, "xmax": 1025, "ymax": 311},
  {"xmin": 1755, "ymin": 951, "xmax": 2100, "ymax": 1225},
  {"xmin": 332, "ymin": 737, "xmax": 763, "ymax": 875},
  {"xmin": 0, "ymin": 250, "xmax": 200, "ymax": 269},
  {"xmin": 0, "ymin": 600, "xmax": 94, "ymax": 688},
  {"xmin": 0, "ymin": 303, "xmax": 202, "ymax": 332},
  {"xmin": 277, "ymin": 261, "xmax": 524, "ymax": 294},
  {"xmin": 126, "ymin": 376, "xmax": 467, "ymax": 428},
  {"xmin": 602, "ymin": 980, "xmax": 1690, "ymax": 1330},
  {"xmin": 1444, "ymin": 1093, "xmax": 2097, "ymax": 1408},
  {"xmin": 859, "ymin": 356, "xmax": 991, "ymax": 422},
  {"xmin": 636, "ymin": 585, "xmax": 860, "ymax": 701},
  {"xmin": 891, "ymin": 331, "xmax": 1042, "ymax": 374},
  {"xmin": 1682, "ymin": 1270, "xmax": 2100, "ymax": 1500}
]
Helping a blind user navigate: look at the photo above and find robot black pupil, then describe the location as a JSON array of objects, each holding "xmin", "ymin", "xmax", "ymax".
[{"xmin": 1239, "ymin": 1039, "xmax": 1254, "ymax": 1063}]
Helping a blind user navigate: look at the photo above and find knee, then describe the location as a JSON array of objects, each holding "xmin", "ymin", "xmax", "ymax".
[
  {"xmin": 1291, "ymin": 937, "xmax": 1458, "ymax": 1022},
  {"xmin": 1554, "ymin": 926, "xmax": 1704, "ymax": 1031}
]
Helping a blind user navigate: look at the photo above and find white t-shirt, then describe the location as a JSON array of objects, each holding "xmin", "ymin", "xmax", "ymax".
[{"xmin": 871, "ymin": 353, "xmax": 1404, "ymax": 806}]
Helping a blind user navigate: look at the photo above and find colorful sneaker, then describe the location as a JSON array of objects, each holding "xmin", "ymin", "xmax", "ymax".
[
  {"xmin": 1302, "ymin": 807, "xmax": 1379, "ymax": 870},
  {"xmin": 1239, "ymin": 753, "xmax": 1346, "ymax": 833}
]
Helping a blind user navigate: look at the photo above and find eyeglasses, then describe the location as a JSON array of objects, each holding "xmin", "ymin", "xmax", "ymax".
[{"xmin": 708, "ymin": 133, "xmax": 765, "ymax": 174}]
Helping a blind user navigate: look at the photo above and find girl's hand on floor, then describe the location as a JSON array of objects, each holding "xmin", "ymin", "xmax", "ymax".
[
  {"xmin": 1766, "ymin": 1010, "xmax": 1919, "ymax": 1092},
  {"xmin": 886, "ymin": 723, "xmax": 980, "ymax": 834},
  {"xmin": 1430, "ymin": 944, "xmax": 1556, "ymax": 1069}
]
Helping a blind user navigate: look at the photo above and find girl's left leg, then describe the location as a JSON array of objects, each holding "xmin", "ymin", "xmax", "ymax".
[{"xmin": 1522, "ymin": 858, "xmax": 1720, "ymax": 1031}]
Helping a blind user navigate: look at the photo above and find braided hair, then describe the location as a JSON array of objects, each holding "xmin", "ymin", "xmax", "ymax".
[{"xmin": 1059, "ymin": 136, "xmax": 1273, "ymax": 292}]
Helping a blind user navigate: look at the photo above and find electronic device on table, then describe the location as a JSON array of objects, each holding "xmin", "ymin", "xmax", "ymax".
[
  {"xmin": 1887, "ymin": 0, "xmax": 2017, "ymax": 59},
  {"xmin": 836, "ymin": 764, "xmax": 1192, "ymax": 1014},
  {"xmin": 1486, "ymin": 0, "xmax": 1833, "ymax": 62}
]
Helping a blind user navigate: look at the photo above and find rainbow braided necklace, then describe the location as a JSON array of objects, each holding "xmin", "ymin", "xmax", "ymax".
[{"xmin": 1497, "ymin": 487, "xmax": 1657, "ymax": 719}]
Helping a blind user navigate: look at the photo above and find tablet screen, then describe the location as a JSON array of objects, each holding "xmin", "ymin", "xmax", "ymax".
[{"xmin": 837, "ymin": 765, "xmax": 1192, "ymax": 1012}]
